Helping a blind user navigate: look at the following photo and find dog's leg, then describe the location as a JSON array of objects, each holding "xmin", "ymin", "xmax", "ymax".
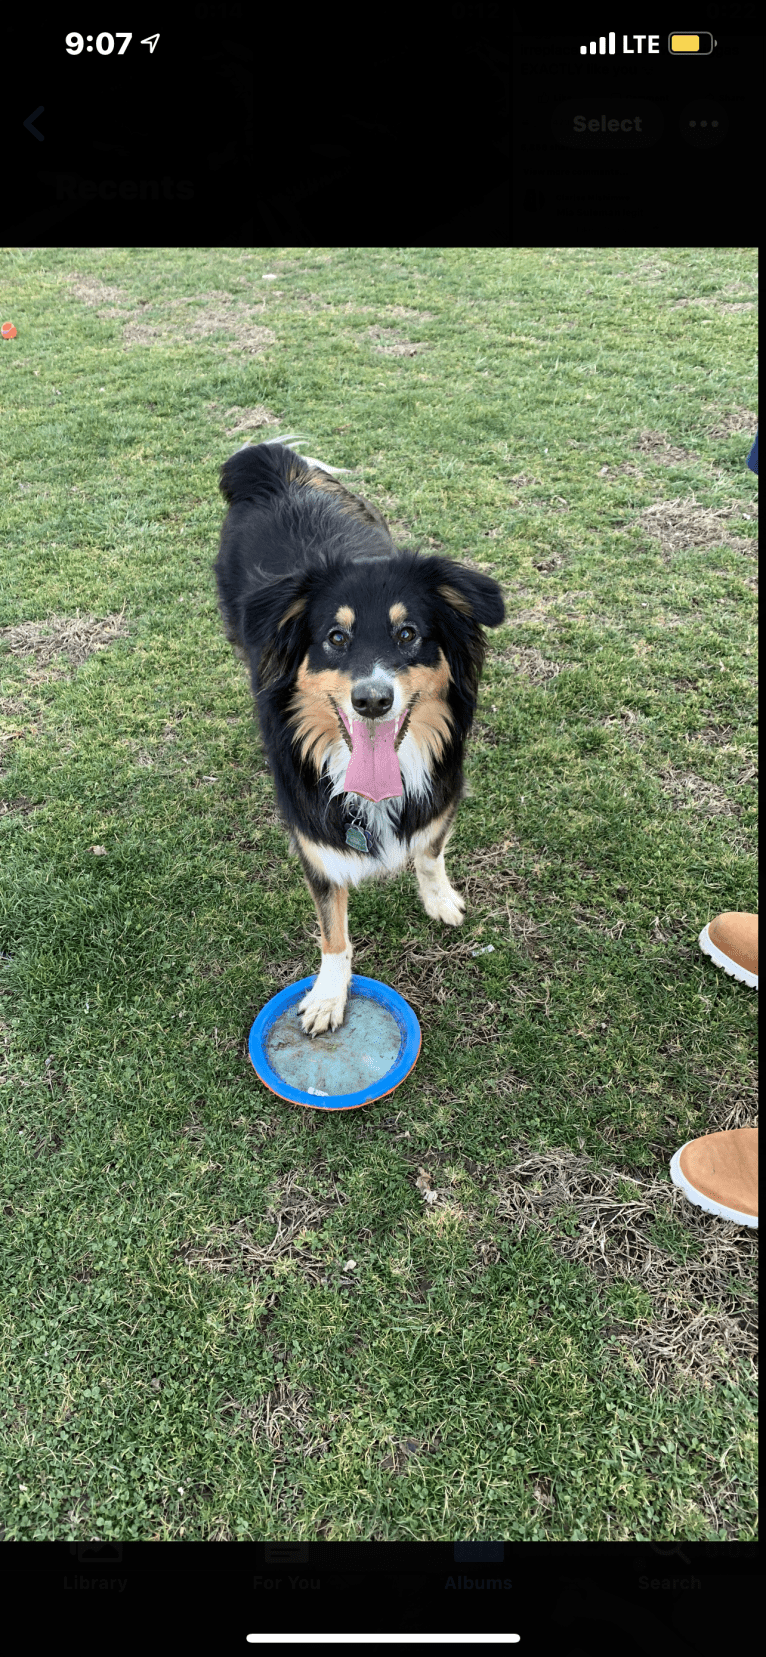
[
  {"xmin": 296, "ymin": 860, "xmax": 353, "ymax": 1037},
  {"xmin": 414, "ymin": 805, "xmax": 465, "ymax": 928}
]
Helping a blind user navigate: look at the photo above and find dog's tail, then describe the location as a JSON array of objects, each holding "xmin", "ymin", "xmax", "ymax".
[
  {"xmin": 219, "ymin": 435, "xmax": 350, "ymax": 509},
  {"xmin": 219, "ymin": 436, "xmax": 392, "ymax": 542},
  {"xmin": 256, "ymin": 436, "xmax": 351, "ymax": 476}
]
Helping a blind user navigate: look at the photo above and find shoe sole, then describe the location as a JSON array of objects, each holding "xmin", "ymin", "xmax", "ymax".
[
  {"xmin": 699, "ymin": 923, "xmax": 758, "ymax": 989},
  {"xmin": 670, "ymin": 1144, "xmax": 758, "ymax": 1228}
]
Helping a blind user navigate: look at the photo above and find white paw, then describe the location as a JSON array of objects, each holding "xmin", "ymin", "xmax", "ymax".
[
  {"xmin": 298, "ymin": 988, "xmax": 348, "ymax": 1036},
  {"xmin": 419, "ymin": 879, "xmax": 466, "ymax": 927},
  {"xmin": 298, "ymin": 951, "xmax": 351, "ymax": 1037}
]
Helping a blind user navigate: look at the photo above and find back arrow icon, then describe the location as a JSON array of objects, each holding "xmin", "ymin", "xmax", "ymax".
[
  {"xmin": 141, "ymin": 34, "xmax": 160, "ymax": 52},
  {"xmin": 23, "ymin": 106, "xmax": 45, "ymax": 142}
]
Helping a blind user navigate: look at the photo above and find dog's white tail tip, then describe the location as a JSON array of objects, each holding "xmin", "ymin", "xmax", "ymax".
[{"xmin": 239, "ymin": 434, "xmax": 350, "ymax": 473}]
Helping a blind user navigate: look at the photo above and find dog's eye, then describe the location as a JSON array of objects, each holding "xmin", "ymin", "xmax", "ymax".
[
  {"xmin": 328, "ymin": 629, "xmax": 347, "ymax": 648},
  {"xmin": 397, "ymin": 625, "xmax": 417, "ymax": 644}
]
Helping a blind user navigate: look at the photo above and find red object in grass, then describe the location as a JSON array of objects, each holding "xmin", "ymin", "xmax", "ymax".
[{"xmin": 1, "ymin": 322, "xmax": 18, "ymax": 339}]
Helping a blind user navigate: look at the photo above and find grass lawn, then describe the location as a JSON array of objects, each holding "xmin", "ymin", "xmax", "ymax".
[{"xmin": 0, "ymin": 246, "xmax": 757, "ymax": 1542}]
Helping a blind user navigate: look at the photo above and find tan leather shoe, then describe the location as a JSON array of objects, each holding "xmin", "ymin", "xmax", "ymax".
[
  {"xmin": 699, "ymin": 912, "xmax": 758, "ymax": 989},
  {"xmin": 670, "ymin": 1127, "xmax": 758, "ymax": 1227}
]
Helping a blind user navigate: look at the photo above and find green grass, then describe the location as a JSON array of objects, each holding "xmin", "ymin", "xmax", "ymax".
[{"xmin": 0, "ymin": 246, "xmax": 757, "ymax": 1541}]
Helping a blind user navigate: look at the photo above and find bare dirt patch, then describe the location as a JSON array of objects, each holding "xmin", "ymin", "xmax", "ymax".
[
  {"xmin": 218, "ymin": 404, "xmax": 276, "ymax": 438},
  {"xmin": 351, "ymin": 930, "xmax": 503, "ymax": 1044},
  {"xmin": 0, "ymin": 795, "xmax": 38, "ymax": 820},
  {"xmin": 367, "ymin": 325, "xmax": 430, "ymax": 358}
]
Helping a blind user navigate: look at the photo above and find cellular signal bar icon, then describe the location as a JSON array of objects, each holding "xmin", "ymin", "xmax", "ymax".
[{"xmin": 580, "ymin": 33, "xmax": 616, "ymax": 54}]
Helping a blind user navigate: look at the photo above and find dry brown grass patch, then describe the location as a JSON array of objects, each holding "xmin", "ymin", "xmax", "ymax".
[
  {"xmin": 63, "ymin": 273, "xmax": 278, "ymax": 355},
  {"xmin": 494, "ymin": 1140, "xmax": 757, "ymax": 1393},
  {"xmin": 636, "ymin": 495, "xmax": 758, "ymax": 562},
  {"xmin": 490, "ymin": 643, "xmax": 571, "ymax": 685},
  {"xmin": 0, "ymin": 608, "xmax": 129, "ymax": 672},
  {"xmin": 180, "ymin": 1170, "xmax": 349, "ymax": 1292},
  {"xmin": 657, "ymin": 765, "xmax": 741, "ymax": 818}
]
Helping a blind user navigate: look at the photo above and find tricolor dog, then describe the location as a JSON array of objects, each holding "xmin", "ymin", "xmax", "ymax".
[{"xmin": 214, "ymin": 437, "xmax": 504, "ymax": 1036}]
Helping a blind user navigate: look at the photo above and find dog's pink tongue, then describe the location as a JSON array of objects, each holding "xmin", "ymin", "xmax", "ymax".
[{"xmin": 339, "ymin": 709, "xmax": 404, "ymax": 802}]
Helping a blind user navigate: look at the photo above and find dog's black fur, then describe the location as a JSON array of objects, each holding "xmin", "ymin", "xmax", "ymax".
[{"xmin": 214, "ymin": 437, "xmax": 504, "ymax": 1037}]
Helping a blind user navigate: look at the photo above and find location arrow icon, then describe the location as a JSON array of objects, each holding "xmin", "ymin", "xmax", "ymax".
[{"xmin": 141, "ymin": 34, "xmax": 160, "ymax": 52}]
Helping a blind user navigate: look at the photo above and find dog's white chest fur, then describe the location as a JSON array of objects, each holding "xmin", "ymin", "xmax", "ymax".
[{"xmin": 308, "ymin": 728, "xmax": 436, "ymax": 888}]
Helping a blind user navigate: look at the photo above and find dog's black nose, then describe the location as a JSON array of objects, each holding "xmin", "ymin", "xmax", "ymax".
[{"xmin": 351, "ymin": 680, "xmax": 394, "ymax": 719}]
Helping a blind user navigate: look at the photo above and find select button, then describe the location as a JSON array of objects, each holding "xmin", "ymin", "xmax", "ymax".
[{"xmin": 552, "ymin": 99, "xmax": 663, "ymax": 150}]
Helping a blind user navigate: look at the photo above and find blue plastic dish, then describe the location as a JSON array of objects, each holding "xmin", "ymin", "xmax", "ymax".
[{"xmin": 248, "ymin": 974, "xmax": 421, "ymax": 1111}]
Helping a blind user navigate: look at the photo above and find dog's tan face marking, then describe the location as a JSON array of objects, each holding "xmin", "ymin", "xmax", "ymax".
[
  {"xmin": 334, "ymin": 605, "xmax": 355, "ymax": 631},
  {"xmin": 288, "ymin": 646, "xmax": 455, "ymax": 775},
  {"xmin": 396, "ymin": 650, "xmax": 454, "ymax": 764},
  {"xmin": 287, "ymin": 658, "xmax": 354, "ymax": 772},
  {"xmin": 389, "ymin": 602, "xmax": 408, "ymax": 627}
]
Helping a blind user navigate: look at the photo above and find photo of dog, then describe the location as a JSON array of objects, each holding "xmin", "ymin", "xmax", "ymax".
[{"xmin": 214, "ymin": 437, "xmax": 505, "ymax": 1037}]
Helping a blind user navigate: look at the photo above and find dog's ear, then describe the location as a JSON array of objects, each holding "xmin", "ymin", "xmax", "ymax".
[
  {"xmin": 240, "ymin": 572, "xmax": 311, "ymax": 685},
  {"xmin": 431, "ymin": 560, "xmax": 505, "ymax": 628},
  {"xmin": 417, "ymin": 557, "xmax": 504, "ymax": 733}
]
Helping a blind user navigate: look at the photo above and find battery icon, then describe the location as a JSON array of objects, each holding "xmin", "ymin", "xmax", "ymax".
[{"xmin": 669, "ymin": 32, "xmax": 716, "ymax": 53}]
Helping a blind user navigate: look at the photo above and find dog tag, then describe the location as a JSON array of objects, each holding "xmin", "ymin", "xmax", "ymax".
[{"xmin": 345, "ymin": 824, "xmax": 369, "ymax": 852}]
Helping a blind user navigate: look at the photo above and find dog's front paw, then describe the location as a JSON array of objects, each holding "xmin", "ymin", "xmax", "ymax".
[
  {"xmin": 299, "ymin": 988, "xmax": 348, "ymax": 1037},
  {"xmin": 417, "ymin": 871, "xmax": 466, "ymax": 928},
  {"xmin": 415, "ymin": 850, "xmax": 466, "ymax": 929},
  {"xmin": 429, "ymin": 881, "xmax": 466, "ymax": 927},
  {"xmin": 298, "ymin": 950, "xmax": 352, "ymax": 1037}
]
